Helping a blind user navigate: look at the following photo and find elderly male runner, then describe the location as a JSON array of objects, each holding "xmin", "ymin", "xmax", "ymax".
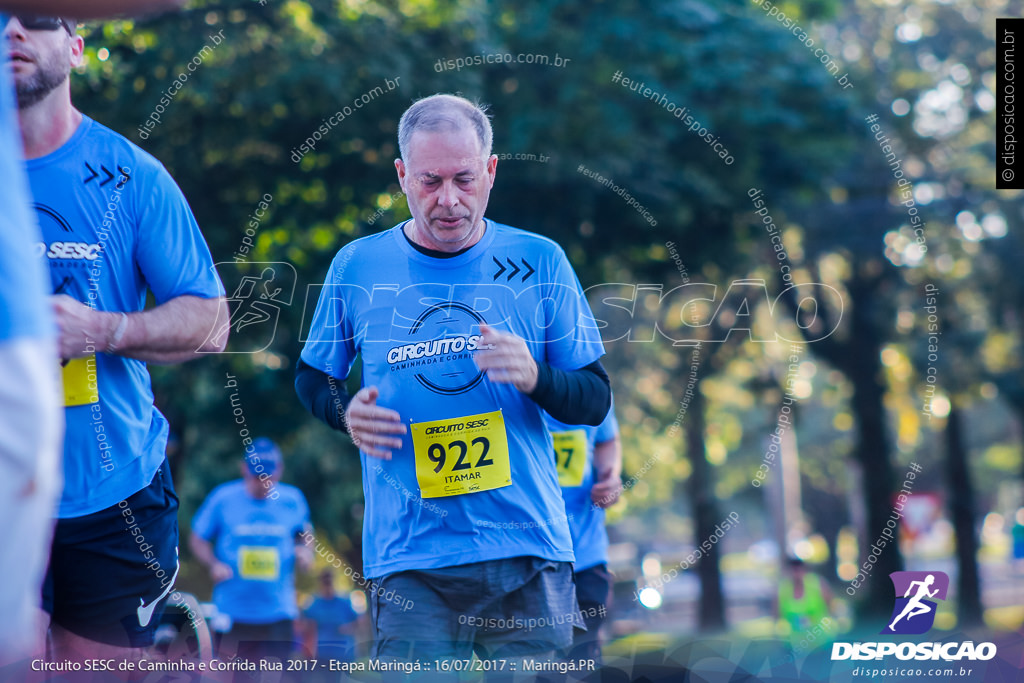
[
  {"xmin": 297, "ymin": 94, "xmax": 610, "ymax": 672},
  {"xmin": 8, "ymin": 8, "xmax": 226, "ymax": 661}
]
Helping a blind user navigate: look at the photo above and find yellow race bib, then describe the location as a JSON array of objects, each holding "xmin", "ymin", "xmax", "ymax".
[
  {"xmin": 61, "ymin": 355, "xmax": 99, "ymax": 407},
  {"xmin": 238, "ymin": 546, "xmax": 280, "ymax": 581},
  {"xmin": 411, "ymin": 410, "xmax": 511, "ymax": 498},
  {"xmin": 552, "ymin": 429, "xmax": 588, "ymax": 487}
]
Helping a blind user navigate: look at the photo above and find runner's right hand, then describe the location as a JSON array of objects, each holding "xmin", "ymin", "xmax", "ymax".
[{"xmin": 345, "ymin": 386, "xmax": 407, "ymax": 460}]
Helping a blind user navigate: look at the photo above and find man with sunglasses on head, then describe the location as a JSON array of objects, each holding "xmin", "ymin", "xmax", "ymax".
[{"xmin": 2, "ymin": 5, "xmax": 227, "ymax": 664}]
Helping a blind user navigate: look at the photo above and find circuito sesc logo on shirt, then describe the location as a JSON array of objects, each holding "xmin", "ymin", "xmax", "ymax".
[{"xmin": 386, "ymin": 301, "xmax": 491, "ymax": 396}]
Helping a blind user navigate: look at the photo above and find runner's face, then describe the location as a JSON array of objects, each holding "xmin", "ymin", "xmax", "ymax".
[
  {"xmin": 242, "ymin": 466, "xmax": 280, "ymax": 499},
  {"xmin": 396, "ymin": 128, "xmax": 497, "ymax": 253},
  {"xmin": 3, "ymin": 16, "xmax": 81, "ymax": 109}
]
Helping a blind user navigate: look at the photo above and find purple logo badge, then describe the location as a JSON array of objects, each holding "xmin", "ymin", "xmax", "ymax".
[{"xmin": 882, "ymin": 571, "xmax": 949, "ymax": 635}]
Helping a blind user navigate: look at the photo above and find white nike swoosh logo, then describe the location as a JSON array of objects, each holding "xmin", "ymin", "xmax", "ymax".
[{"xmin": 137, "ymin": 561, "xmax": 180, "ymax": 627}]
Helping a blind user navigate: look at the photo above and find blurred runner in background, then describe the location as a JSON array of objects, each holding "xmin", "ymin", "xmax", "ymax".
[
  {"xmin": 544, "ymin": 400, "xmax": 621, "ymax": 666},
  {"xmin": 190, "ymin": 438, "xmax": 313, "ymax": 669}
]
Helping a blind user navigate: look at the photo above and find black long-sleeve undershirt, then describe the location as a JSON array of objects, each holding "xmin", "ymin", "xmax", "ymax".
[{"xmin": 294, "ymin": 357, "xmax": 611, "ymax": 433}]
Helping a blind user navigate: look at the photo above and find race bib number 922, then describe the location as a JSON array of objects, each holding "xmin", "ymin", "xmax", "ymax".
[{"xmin": 411, "ymin": 410, "xmax": 511, "ymax": 498}]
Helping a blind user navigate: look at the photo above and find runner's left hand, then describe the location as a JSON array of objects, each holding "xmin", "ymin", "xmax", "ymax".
[{"xmin": 473, "ymin": 325, "xmax": 539, "ymax": 393}]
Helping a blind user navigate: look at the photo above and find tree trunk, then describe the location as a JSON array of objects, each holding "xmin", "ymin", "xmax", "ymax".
[
  {"xmin": 945, "ymin": 404, "xmax": 983, "ymax": 627},
  {"xmin": 848, "ymin": 283, "xmax": 902, "ymax": 620},
  {"xmin": 686, "ymin": 382, "xmax": 726, "ymax": 631}
]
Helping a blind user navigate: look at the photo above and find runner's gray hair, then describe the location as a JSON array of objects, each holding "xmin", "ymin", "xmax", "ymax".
[{"xmin": 398, "ymin": 94, "xmax": 493, "ymax": 161}]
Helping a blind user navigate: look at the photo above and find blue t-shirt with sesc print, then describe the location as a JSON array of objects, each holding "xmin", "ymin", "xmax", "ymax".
[
  {"xmin": 26, "ymin": 116, "xmax": 224, "ymax": 518},
  {"xmin": 300, "ymin": 220, "xmax": 606, "ymax": 577}
]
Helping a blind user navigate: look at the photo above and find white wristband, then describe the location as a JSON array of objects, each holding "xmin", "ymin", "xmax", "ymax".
[{"xmin": 107, "ymin": 313, "xmax": 129, "ymax": 353}]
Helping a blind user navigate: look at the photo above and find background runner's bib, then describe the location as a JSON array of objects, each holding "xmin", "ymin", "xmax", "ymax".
[
  {"xmin": 411, "ymin": 410, "xmax": 511, "ymax": 498},
  {"xmin": 62, "ymin": 355, "xmax": 99, "ymax": 406},
  {"xmin": 552, "ymin": 429, "xmax": 588, "ymax": 487},
  {"xmin": 238, "ymin": 546, "xmax": 280, "ymax": 581}
]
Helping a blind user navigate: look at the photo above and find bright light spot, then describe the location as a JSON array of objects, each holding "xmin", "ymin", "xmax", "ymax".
[
  {"xmin": 639, "ymin": 587, "xmax": 663, "ymax": 610},
  {"xmin": 950, "ymin": 64, "xmax": 971, "ymax": 86},
  {"xmin": 799, "ymin": 361, "xmax": 817, "ymax": 378},
  {"xmin": 892, "ymin": 98, "xmax": 911, "ymax": 116},
  {"xmin": 914, "ymin": 183, "xmax": 935, "ymax": 204},
  {"xmin": 984, "ymin": 512, "xmax": 1004, "ymax": 531},
  {"xmin": 843, "ymin": 43, "xmax": 862, "ymax": 62},
  {"xmin": 837, "ymin": 562, "xmax": 858, "ymax": 582},
  {"xmin": 833, "ymin": 412, "xmax": 854, "ymax": 431},
  {"xmin": 97, "ymin": 48, "xmax": 110, "ymax": 61},
  {"xmin": 956, "ymin": 211, "xmax": 976, "ymax": 228},
  {"xmin": 641, "ymin": 554, "xmax": 662, "ymax": 578},
  {"xmin": 902, "ymin": 242, "xmax": 925, "ymax": 265},
  {"xmin": 918, "ymin": 53, "xmax": 940, "ymax": 72},
  {"xmin": 928, "ymin": 394, "xmax": 951, "ymax": 418},
  {"xmin": 792, "ymin": 379, "xmax": 813, "ymax": 400},
  {"xmin": 896, "ymin": 23, "xmax": 922, "ymax": 42},
  {"xmin": 881, "ymin": 347, "xmax": 901, "ymax": 367},
  {"xmin": 914, "ymin": 80, "xmax": 967, "ymax": 138},
  {"xmin": 793, "ymin": 539, "xmax": 814, "ymax": 560},
  {"xmin": 981, "ymin": 214, "xmax": 1008, "ymax": 238},
  {"xmin": 975, "ymin": 90, "xmax": 995, "ymax": 112},
  {"xmin": 935, "ymin": 253, "xmax": 954, "ymax": 273},
  {"xmin": 961, "ymin": 223, "xmax": 983, "ymax": 241},
  {"xmin": 897, "ymin": 309, "xmax": 914, "ymax": 331},
  {"xmin": 982, "ymin": 513, "xmax": 1005, "ymax": 545}
]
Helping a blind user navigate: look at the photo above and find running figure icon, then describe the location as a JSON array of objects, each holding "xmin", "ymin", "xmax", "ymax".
[{"xmin": 888, "ymin": 574, "xmax": 938, "ymax": 631}]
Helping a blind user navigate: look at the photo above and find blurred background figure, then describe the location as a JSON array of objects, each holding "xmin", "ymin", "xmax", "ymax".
[
  {"xmin": 1012, "ymin": 509, "xmax": 1024, "ymax": 573},
  {"xmin": 299, "ymin": 568, "xmax": 362, "ymax": 678},
  {"xmin": 544, "ymin": 400, "xmax": 622, "ymax": 666},
  {"xmin": 190, "ymin": 438, "xmax": 313, "ymax": 670},
  {"xmin": 776, "ymin": 557, "xmax": 834, "ymax": 652}
]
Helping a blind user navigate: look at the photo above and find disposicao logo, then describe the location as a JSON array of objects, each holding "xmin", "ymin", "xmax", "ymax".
[
  {"xmin": 831, "ymin": 570, "xmax": 997, "ymax": 663},
  {"xmin": 882, "ymin": 571, "xmax": 948, "ymax": 635}
]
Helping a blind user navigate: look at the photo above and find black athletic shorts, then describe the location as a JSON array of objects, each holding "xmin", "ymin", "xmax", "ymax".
[{"xmin": 43, "ymin": 458, "xmax": 180, "ymax": 648}]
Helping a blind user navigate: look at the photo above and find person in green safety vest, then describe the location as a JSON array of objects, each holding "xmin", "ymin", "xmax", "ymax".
[{"xmin": 776, "ymin": 557, "xmax": 834, "ymax": 652}]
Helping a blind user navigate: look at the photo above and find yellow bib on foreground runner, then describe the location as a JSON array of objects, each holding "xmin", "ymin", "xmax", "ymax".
[
  {"xmin": 412, "ymin": 410, "xmax": 511, "ymax": 498},
  {"xmin": 62, "ymin": 355, "xmax": 99, "ymax": 406},
  {"xmin": 238, "ymin": 546, "xmax": 280, "ymax": 581},
  {"xmin": 551, "ymin": 429, "xmax": 587, "ymax": 487}
]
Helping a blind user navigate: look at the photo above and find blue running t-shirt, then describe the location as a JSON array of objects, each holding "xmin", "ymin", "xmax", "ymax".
[
  {"xmin": 0, "ymin": 15, "xmax": 52, "ymax": 344},
  {"xmin": 300, "ymin": 220, "xmax": 605, "ymax": 577},
  {"xmin": 192, "ymin": 481, "xmax": 312, "ymax": 624},
  {"xmin": 26, "ymin": 116, "xmax": 224, "ymax": 517},
  {"xmin": 303, "ymin": 595, "xmax": 358, "ymax": 655},
  {"xmin": 544, "ymin": 405, "xmax": 619, "ymax": 571}
]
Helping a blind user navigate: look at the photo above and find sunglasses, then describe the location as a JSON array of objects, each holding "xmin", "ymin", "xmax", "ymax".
[{"xmin": 9, "ymin": 14, "xmax": 74, "ymax": 35}]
